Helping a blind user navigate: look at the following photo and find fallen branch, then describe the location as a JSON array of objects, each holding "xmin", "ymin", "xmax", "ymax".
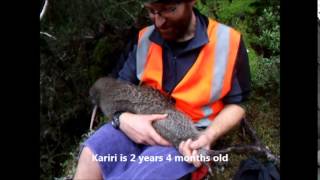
[
  {"xmin": 208, "ymin": 144, "xmax": 280, "ymax": 166},
  {"xmin": 241, "ymin": 117, "xmax": 262, "ymax": 146},
  {"xmin": 40, "ymin": 32, "xmax": 57, "ymax": 40},
  {"xmin": 209, "ymin": 118, "xmax": 280, "ymax": 168}
]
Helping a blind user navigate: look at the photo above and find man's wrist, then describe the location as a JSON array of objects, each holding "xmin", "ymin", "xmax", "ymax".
[
  {"xmin": 118, "ymin": 112, "xmax": 134, "ymax": 130},
  {"xmin": 204, "ymin": 126, "xmax": 219, "ymax": 144}
]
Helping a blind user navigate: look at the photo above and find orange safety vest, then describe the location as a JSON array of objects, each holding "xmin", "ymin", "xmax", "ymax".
[{"xmin": 136, "ymin": 19, "xmax": 240, "ymax": 123}]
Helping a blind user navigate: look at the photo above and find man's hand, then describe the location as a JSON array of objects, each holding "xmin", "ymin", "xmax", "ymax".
[
  {"xmin": 179, "ymin": 104, "xmax": 245, "ymax": 168},
  {"xmin": 119, "ymin": 112, "xmax": 172, "ymax": 146},
  {"xmin": 178, "ymin": 132, "xmax": 213, "ymax": 168}
]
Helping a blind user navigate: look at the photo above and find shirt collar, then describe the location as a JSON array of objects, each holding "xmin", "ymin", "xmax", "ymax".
[{"xmin": 149, "ymin": 8, "xmax": 209, "ymax": 51}]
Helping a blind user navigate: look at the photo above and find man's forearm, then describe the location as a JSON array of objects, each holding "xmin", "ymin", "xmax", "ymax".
[{"xmin": 204, "ymin": 104, "xmax": 245, "ymax": 144}]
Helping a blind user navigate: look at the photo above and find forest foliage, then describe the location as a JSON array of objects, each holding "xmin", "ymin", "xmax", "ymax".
[{"xmin": 40, "ymin": 0, "xmax": 280, "ymax": 179}]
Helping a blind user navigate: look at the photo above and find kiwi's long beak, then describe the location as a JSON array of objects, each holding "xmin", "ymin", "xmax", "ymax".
[{"xmin": 89, "ymin": 105, "xmax": 98, "ymax": 131}]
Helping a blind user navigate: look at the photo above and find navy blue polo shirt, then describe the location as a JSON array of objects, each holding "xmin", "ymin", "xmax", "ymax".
[{"xmin": 118, "ymin": 9, "xmax": 251, "ymax": 105}]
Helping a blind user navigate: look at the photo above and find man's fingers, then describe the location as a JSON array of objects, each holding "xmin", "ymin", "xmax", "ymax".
[
  {"xmin": 190, "ymin": 135, "xmax": 209, "ymax": 149},
  {"xmin": 139, "ymin": 134, "xmax": 156, "ymax": 145},
  {"xmin": 182, "ymin": 139, "xmax": 193, "ymax": 163},
  {"xmin": 132, "ymin": 133, "xmax": 156, "ymax": 146},
  {"xmin": 179, "ymin": 141, "xmax": 185, "ymax": 154},
  {"xmin": 192, "ymin": 150, "xmax": 201, "ymax": 168},
  {"xmin": 179, "ymin": 140, "xmax": 191, "ymax": 156},
  {"xmin": 185, "ymin": 138, "xmax": 192, "ymax": 148},
  {"xmin": 147, "ymin": 114, "xmax": 168, "ymax": 122},
  {"xmin": 144, "ymin": 138, "xmax": 156, "ymax": 146},
  {"xmin": 179, "ymin": 139, "xmax": 203, "ymax": 167},
  {"xmin": 180, "ymin": 139, "xmax": 204, "ymax": 167},
  {"xmin": 190, "ymin": 139, "xmax": 204, "ymax": 149},
  {"xmin": 149, "ymin": 128, "xmax": 171, "ymax": 146}
]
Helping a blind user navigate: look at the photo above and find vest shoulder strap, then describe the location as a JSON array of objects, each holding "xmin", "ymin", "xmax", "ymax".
[{"xmin": 136, "ymin": 25, "xmax": 154, "ymax": 80}]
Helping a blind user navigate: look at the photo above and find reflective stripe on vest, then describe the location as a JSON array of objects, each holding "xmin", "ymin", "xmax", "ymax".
[
  {"xmin": 136, "ymin": 19, "xmax": 240, "ymax": 124},
  {"xmin": 137, "ymin": 25, "xmax": 155, "ymax": 80}
]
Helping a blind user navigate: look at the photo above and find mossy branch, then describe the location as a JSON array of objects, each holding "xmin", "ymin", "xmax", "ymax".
[{"xmin": 209, "ymin": 118, "xmax": 280, "ymax": 168}]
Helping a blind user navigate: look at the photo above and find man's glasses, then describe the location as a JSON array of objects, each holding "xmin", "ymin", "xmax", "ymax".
[{"xmin": 145, "ymin": 4, "xmax": 179, "ymax": 18}]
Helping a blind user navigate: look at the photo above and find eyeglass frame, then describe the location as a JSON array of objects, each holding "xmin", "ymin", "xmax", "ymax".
[{"xmin": 145, "ymin": 3, "xmax": 181, "ymax": 18}]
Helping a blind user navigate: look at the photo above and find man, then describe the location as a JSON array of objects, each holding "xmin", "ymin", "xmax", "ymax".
[{"xmin": 74, "ymin": 0, "xmax": 251, "ymax": 179}]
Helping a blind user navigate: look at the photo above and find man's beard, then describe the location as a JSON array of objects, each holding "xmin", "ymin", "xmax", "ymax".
[{"xmin": 158, "ymin": 12, "xmax": 193, "ymax": 42}]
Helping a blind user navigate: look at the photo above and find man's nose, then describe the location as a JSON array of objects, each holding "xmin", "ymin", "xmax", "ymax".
[{"xmin": 154, "ymin": 15, "xmax": 165, "ymax": 28}]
